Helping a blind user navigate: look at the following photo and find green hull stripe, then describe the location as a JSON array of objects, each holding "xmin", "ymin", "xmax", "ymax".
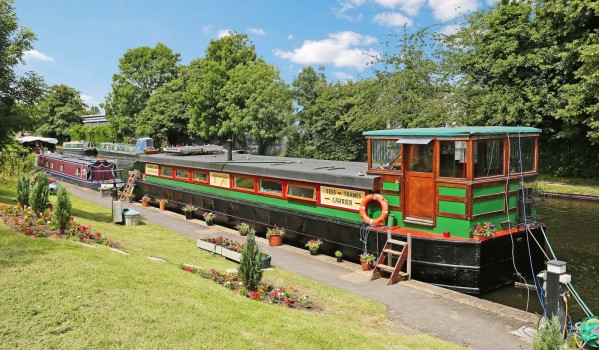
[
  {"xmin": 439, "ymin": 186, "xmax": 466, "ymax": 197},
  {"xmin": 438, "ymin": 200, "xmax": 466, "ymax": 215},
  {"xmin": 472, "ymin": 197, "xmax": 504, "ymax": 215},
  {"xmin": 382, "ymin": 194, "xmax": 400, "ymax": 207},
  {"xmin": 382, "ymin": 181, "xmax": 400, "ymax": 191},
  {"xmin": 146, "ymin": 176, "xmax": 363, "ymax": 223}
]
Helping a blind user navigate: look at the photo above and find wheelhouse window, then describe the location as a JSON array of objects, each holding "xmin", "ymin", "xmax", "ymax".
[
  {"xmin": 409, "ymin": 143, "xmax": 433, "ymax": 173},
  {"xmin": 192, "ymin": 171, "xmax": 208, "ymax": 182},
  {"xmin": 370, "ymin": 140, "xmax": 401, "ymax": 170},
  {"xmin": 474, "ymin": 140, "xmax": 504, "ymax": 178},
  {"xmin": 509, "ymin": 138, "xmax": 535, "ymax": 173},
  {"xmin": 286, "ymin": 184, "xmax": 316, "ymax": 201},
  {"xmin": 233, "ymin": 176, "xmax": 254, "ymax": 191},
  {"xmin": 259, "ymin": 179, "xmax": 283, "ymax": 195},
  {"xmin": 160, "ymin": 166, "xmax": 173, "ymax": 177},
  {"xmin": 439, "ymin": 141, "xmax": 467, "ymax": 178},
  {"xmin": 175, "ymin": 169, "xmax": 189, "ymax": 179}
]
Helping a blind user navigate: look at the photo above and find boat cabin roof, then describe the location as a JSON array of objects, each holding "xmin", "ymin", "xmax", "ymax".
[
  {"xmin": 139, "ymin": 153, "xmax": 378, "ymax": 190},
  {"xmin": 40, "ymin": 153, "xmax": 102, "ymax": 166},
  {"xmin": 363, "ymin": 126, "xmax": 541, "ymax": 137}
]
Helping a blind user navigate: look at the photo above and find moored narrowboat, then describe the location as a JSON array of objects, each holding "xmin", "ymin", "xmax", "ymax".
[
  {"xmin": 97, "ymin": 137, "xmax": 158, "ymax": 159},
  {"xmin": 62, "ymin": 140, "xmax": 96, "ymax": 156},
  {"xmin": 134, "ymin": 126, "xmax": 546, "ymax": 294},
  {"xmin": 37, "ymin": 153, "xmax": 120, "ymax": 189}
]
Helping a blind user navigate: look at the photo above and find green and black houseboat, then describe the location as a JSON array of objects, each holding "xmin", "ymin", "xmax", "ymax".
[{"xmin": 133, "ymin": 126, "xmax": 545, "ymax": 294}]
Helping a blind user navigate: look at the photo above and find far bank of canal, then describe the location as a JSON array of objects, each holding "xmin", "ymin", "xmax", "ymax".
[{"xmin": 483, "ymin": 196, "xmax": 599, "ymax": 321}]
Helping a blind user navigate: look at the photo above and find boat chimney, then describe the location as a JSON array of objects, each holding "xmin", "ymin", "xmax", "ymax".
[{"xmin": 226, "ymin": 138, "xmax": 233, "ymax": 161}]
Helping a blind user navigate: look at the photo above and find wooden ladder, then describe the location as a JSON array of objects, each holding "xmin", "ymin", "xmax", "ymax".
[
  {"xmin": 118, "ymin": 170, "xmax": 139, "ymax": 201},
  {"xmin": 371, "ymin": 236, "xmax": 411, "ymax": 285}
]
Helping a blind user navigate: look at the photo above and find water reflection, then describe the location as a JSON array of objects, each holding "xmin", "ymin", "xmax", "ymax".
[{"xmin": 482, "ymin": 197, "xmax": 599, "ymax": 321}]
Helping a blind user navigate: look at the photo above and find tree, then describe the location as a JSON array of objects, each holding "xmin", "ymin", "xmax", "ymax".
[
  {"xmin": 53, "ymin": 185, "xmax": 71, "ymax": 234},
  {"xmin": 16, "ymin": 175, "xmax": 30, "ymax": 207},
  {"xmin": 136, "ymin": 66, "xmax": 190, "ymax": 146},
  {"xmin": 220, "ymin": 60, "xmax": 292, "ymax": 153},
  {"xmin": 35, "ymin": 84, "xmax": 87, "ymax": 142},
  {"xmin": 0, "ymin": 0, "xmax": 46, "ymax": 147},
  {"xmin": 238, "ymin": 231, "xmax": 263, "ymax": 291},
  {"xmin": 104, "ymin": 43, "xmax": 180, "ymax": 141},
  {"xmin": 29, "ymin": 172, "xmax": 49, "ymax": 216},
  {"xmin": 187, "ymin": 33, "xmax": 257, "ymax": 142}
]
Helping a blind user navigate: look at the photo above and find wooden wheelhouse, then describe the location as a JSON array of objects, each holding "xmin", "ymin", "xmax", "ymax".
[{"xmin": 363, "ymin": 126, "xmax": 540, "ymax": 238}]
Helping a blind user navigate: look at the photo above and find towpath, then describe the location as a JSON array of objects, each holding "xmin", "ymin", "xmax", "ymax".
[{"xmin": 65, "ymin": 183, "xmax": 539, "ymax": 350}]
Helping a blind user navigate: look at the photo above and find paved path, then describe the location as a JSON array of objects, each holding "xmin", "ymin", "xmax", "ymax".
[{"xmin": 65, "ymin": 184, "xmax": 539, "ymax": 349}]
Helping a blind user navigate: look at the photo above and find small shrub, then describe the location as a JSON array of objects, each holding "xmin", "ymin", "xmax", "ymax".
[
  {"xmin": 16, "ymin": 175, "xmax": 30, "ymax": 207},
  {"xmin": 532, "ymin": 315, "xmax": 564, "ymax": 350},
  {"xmin": 29, "ymin": 172, "xmax": 50, "ymax": 216},
  {"xmin": 239, "ymin": 231, "xmax": 263, "ymax": 291},
  {"xmin": 53, "ymin": 185, "xmax": 72, "ymax": 234}
]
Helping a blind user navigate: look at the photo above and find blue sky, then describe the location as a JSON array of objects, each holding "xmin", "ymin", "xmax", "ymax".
[{"xmin": 14, "ymin": 0, "xmax": 494, "ymax": 109}]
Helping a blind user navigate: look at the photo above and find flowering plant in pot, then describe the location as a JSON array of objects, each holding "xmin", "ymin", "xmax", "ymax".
[
  {"xmin": 202, "ymin": 211, "xmax": 216, "ymax": 225},
  {"xmin": 182, "ymin": 203, "xmax": 195, "ymax": 219},
  {"xmin": 335, "ymin": 250, "xmax": 343, "ymax": 262},
  {"xmin": 359, "ymin": 253, "xmax": 375, "ymax": 271},
  {"xmin": 159, "ymin": 198, "xmax": 168, "ymax": 210},
  {"xmin": 141, "ymin": 195, "xmax": 150, "ymax": 207},
  {"xmin": 305, "ymin": 239, "xmax": 322, "ymax": 255},
  {"xmin": 266, "ymin": 226, "xmax": 285, "ymax": 246},
  {"xmin": 468, "ymin": 222, "xmax": 496, "ymax": 238},
  {"xmin": 236, "ymin": 222, "xmax": 252, "ymax": 236}
]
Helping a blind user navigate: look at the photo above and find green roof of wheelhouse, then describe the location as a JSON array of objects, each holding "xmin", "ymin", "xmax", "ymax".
[{"xmin": 363, "ymin": 126, "xmax": 542, "ymax": 137}]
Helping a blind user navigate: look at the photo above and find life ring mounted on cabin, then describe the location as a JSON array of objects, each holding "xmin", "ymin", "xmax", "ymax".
[{"xmin": 359, "ymin": 194, "xmax": 389, "ymax": 225}]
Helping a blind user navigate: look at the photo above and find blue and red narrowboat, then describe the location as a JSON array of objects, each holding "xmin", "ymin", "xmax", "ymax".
[{"xmin": 37, "ymin": 153, "xmax": 120, "ymax": 189}]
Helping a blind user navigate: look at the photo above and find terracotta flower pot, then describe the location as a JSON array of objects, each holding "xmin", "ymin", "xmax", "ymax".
[
  {"xmin": 142, "ymin": 199, "xmax": 149, "ymax": 207},
  {"xmin": 361, "ymin": 261, "xmax": 372, "ymax": 271},
  {"xmin": 159, "ymin": 202, "xmax": 166, "ymax": 210},
  {"xmin": 268, "ymin": 234, "xmax": 283, "ymax": 247}
]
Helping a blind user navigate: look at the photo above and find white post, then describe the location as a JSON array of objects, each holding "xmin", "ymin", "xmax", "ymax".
[{"xmin": 407, "ymin": 233, "xmax": 412, "ymax": 280}]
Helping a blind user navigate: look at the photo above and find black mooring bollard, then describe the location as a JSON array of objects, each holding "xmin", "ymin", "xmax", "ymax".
[{"xmin": 545, "ymin": 260, "xmax": 568, "ymax": 330}]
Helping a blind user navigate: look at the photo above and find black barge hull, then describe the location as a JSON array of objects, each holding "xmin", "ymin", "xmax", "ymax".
[{"xmin": 136, "ymin": 180, "xmax": 545, "ymax": 294}]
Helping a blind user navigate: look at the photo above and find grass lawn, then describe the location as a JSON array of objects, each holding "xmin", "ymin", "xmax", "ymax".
[
  {"xmin": 536, "ymin": 176, "xmax": 599, "ymax": 196},
  {"xmin": 0, "ymin": 176, "xmax": 460, "ymax": 350}
]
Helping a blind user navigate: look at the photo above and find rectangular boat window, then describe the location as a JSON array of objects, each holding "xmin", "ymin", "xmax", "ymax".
[
  {"xmin": 287, "ymin": 185, "xmax": 316, "ymax": 201},
  {"xmin": 192, "ymin": 171, "xmax": 208, "ymax": 182},
  {"xmin": 259, "ymin": 179, "xmax": 283, "ymax": 195},
  {"xmin": 439, "ymin": 141, "xmax": 467, "ymax": 178},
  {"xmin": 474, "ymin": 140, "xmax": 504, "ymax": 178},
  {"xmin": 50, "ymin": 162, "xmax": 54, "ymax": 169},
  {"xmin": 210, "ymin": 172, "xmax": 230, "ymax": 188},
  {"xmin": 370, "ymin": 140, "xmax": 401, "ymax": 170},
  {"xmin": 146, "ymin": 164, "xmax": 159, "ymax": 176},
  {"xmin": 233, "ymin": 176, "xmax": 255, "ymax": 191},
  {"xmin": 44, "ymin": 161, "xmax": 48, "ymax": 167},
  {"xmin": 509, "ymin": 138, "xmax": 535, "ymax": 173},
  {"xmin": 175, "ymin": 169, "xmax": 189, "ymax": 179},
  {"xmin": 160, "ymin": 166, "xmax": 173, "ymax": 177},
  {"xmin": 75, "ymin": 168, "xmax": 81, "ymax": 176},
  {"xmin": 60, "ymin": 164, "xmax": 64, "ymax": 171}
]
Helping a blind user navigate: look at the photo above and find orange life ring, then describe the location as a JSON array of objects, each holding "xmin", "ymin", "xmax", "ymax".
[{"xmin": 359, "ymin": 194, "xmax": 389, "ymax": 225}]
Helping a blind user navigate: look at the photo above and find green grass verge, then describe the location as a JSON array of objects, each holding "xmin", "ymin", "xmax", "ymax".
[
  {"xmin": 0, "ymin": 176, "xmax": 460, "ymax": 349},
  {"xmin": 535, "ymin": 175, "xmax": 599, "ymax": 196}
]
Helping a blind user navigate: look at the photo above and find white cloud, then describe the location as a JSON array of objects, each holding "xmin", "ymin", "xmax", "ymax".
[
  {"xmin": 374, "ymin": 0, "xmax": 425, "ymax": 16},
  {"xmin": 247, "ymin": 28, "xmax": 266, "ymax": 35},
  {"xmin": 332, "ymin": 71, "xmax": 355, "ymax": 81},
  {"xmin": 273, "ymin": 31, "xmax": 379, "ymax": 71},
  {"xmin": 287, "ymin": 34, "xmax": 294, "ymax": 40},
  {"xmin": 23, "ymin": 49, "xmax": 54, "ymax": 63},
  {"xmin": 373, "ymin": 12, "xmax": 413, "ymax": 27},
  {"xmin": 335, "ymin": 0, "xmax": 367, "ymax": 20},
  {"xmin": 217, "ymin": 29, "xmax": 233, "ymax": 38},
  {"xmin": 439, "ymin": 24, "xmax": 461, "ymax": 36},
  {"xmin": 80, "ymin": 94, "xmax": 96, "ymax": 106},
  {"xmin": 428, "ymin": 0, "xmax": 478, "ymax": 22},
  {"xmin": 202, "ymin": 25, "xmax": 212, "ymax": 33}
]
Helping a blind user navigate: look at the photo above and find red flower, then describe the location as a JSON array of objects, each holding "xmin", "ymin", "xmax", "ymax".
[
  {"xmin": 285, "ymin": 298, "xmax": 293, "ymax": 306},
  {"xmin": 251, "ymin": 291, "xmax": 261, "ymax": 300},
  {"xmin": 184, "ymin": 267, "xmax": 192, "ymax": 272}
]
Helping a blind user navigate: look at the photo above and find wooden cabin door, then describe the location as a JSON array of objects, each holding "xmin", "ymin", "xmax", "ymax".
[{"xmin": 405, "ymin": 143, "xmax": 435, "ymax": 225}]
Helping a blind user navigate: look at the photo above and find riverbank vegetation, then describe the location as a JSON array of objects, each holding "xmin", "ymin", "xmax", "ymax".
[{"xmin": 0, "ymin": 177, "xmax": 459, "ymax": 349}]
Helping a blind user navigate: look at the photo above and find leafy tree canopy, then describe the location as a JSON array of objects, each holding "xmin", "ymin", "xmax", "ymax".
[{"xmin": 35, "ymin": 84, "xmax": 86, "ymax": 142}]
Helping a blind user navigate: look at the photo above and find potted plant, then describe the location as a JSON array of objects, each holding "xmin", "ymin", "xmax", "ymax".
[
  {"xmin": 305, "ymin": 238, "xmax": 323, "ymax": 255},
  {"xmin": 359, "ymin": 253, "xmax": 375, "ymax": 271},
  {"xmin": 236, "ymin": 222, "xmax": 252, "ymax": 236},
  {"xmin": 141, "ymin": 195, "xmax": 150, "ymax": 207},
  {"xmin": 202, "ymin": 211, "xmax": 216, "ymax": 225},
  {"xmin": 260, "ymin": 251, "xmax": 271, "ymax": 269},
  {"xmin": 335, "ymin": 250, "xmax": 343, "ymax": 262},
  {"xmin": 266, "ymin": 226, "xmax": 285, "ymax": 247},
  {"xmin": 468, "ymin": 222, "xmax": 497, "ymax": 239},
  {"xmin": 159, "ymin": 198, "xmax": 168, "ymax": 210},
  {"xmin": 182, "ymin": 203, "xmax": 195, "ymax": 219}
]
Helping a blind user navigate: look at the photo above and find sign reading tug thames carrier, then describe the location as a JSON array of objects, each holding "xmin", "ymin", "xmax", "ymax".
[{"xmin": 319, "ymin": 186, "xmax": 365, "ymax": 211}]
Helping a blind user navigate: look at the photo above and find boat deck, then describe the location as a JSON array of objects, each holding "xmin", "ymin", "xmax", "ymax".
[{"xmin": 371, "ymin": 224, "xmax": 526, "ymax": 242}]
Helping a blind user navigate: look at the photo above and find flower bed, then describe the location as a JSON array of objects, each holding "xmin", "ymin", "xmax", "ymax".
[
  {"xmin": 182, "ymin": 266, "xmax": 313, "ymax": 309},
  {"xmin": 0, "ymin": 204, "xmax": 120, "ymax": 248}
]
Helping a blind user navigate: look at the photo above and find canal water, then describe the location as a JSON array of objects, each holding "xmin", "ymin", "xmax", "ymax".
[{"xmin": 482, "ymin": 197, "xmax": 599, "ymax": 322}]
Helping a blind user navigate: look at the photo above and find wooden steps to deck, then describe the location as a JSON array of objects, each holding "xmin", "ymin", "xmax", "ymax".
[
  {"xmin": 371, "ymin": 236, "xmax": 411, "ymax": 285},
  {"xmin": 118, "ymin": 170, "xmax": 139, "ymax": 201}
]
